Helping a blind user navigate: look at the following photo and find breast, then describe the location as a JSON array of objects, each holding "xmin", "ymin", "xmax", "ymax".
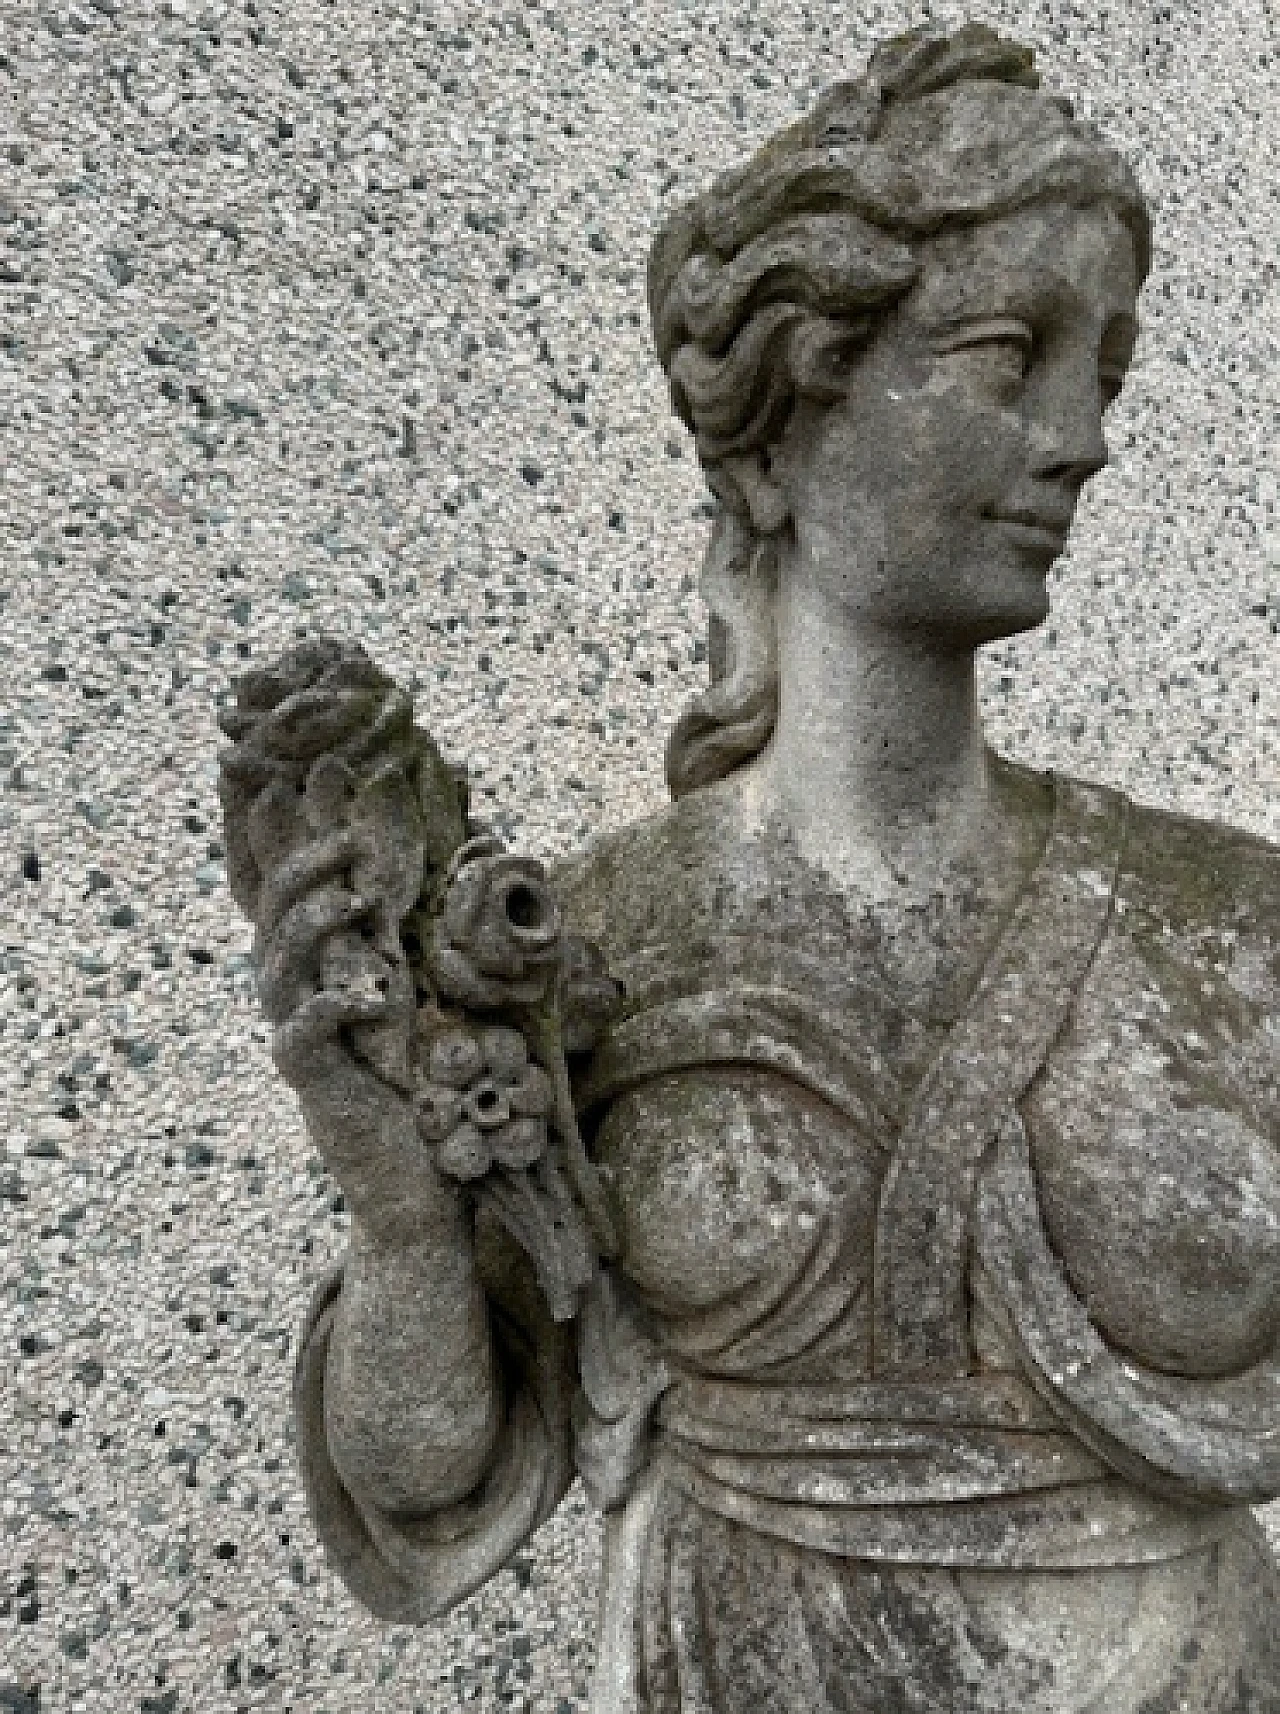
[
  {"xmin": 590, "ymin": 1065, "xmax": 886, "ymax": 1322},
  {"xmin": 1023, "ymin": 933, "xmax": 1280, "ymax": 1379}
]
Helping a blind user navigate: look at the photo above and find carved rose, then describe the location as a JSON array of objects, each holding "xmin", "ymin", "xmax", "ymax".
[
  {"xmin": 218, "ymin": 637, "xmax": 472, "ymax": 1094},
  {"xmin": 219, "ymin": 635, "xmax": 616, "ymax": 1318},
  {"xmin": 431, "ymin": 836, "xmax": 564, "ymax": 1008},
  {"xmin": 217, "ymin": 636, "xmax": 469, "ymax": 933},
  {"xmin": 217, "ymin": 639, "xmax": 404, "ymax": 920}
]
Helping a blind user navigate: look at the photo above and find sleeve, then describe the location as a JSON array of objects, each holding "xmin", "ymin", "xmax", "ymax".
[{"xmin": 291, "ymin": 1209, "xmax": 578, "ymax": 1624}]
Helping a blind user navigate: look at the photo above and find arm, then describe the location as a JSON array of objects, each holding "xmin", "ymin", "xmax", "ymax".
[
  {"xmin": 244, "ymin": 819, "xmax": 505, "ymax": 1520},
  {"xmin": 295, "ymin": 1204, "xmax": 577, "ymax": 1623},
  {"xmin": 260, "ymin": 835, "xmax": 579, "ymax": 1618},
  {"xmin": 217, "ymin": 637, "xmax": 584, "ymax": 1617},
  {"xmin": 325, "ymin": 1188, "xmax": 503, "ymax": 1516}
]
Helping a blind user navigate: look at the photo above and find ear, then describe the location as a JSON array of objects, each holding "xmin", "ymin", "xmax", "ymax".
[{"xmin": 722, "ymin": 450, "xmax": 790, "ymax": 536}]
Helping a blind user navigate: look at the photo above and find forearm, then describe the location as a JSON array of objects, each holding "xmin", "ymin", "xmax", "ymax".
[{"xmin": 323, "ymin": 1200, "xmax": 503, "ymax": 1516}]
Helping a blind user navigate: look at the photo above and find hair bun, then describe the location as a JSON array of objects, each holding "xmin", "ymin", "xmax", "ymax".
[
  {"xmin": 812, "ymin": 23, "xmax": 1041, "ymax": 149},
  {"xmin": 869, "ymin": 21, "xmax": 1040, "ymax": 104}
]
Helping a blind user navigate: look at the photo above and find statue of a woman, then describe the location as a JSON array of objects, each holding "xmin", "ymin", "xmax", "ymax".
[{"xmin": 219, "ymin": 24, "xmax": 1280, "ymax": 1711}]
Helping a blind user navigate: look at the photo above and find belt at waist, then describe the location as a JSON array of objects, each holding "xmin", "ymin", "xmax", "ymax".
[{"xmin": 650, "ymin": 1373, "xmax": 1247, "ymax": 1569}]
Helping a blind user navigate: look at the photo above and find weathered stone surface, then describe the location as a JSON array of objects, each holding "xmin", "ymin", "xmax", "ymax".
[{"xmin": 219, "ymin": 21, "xmax": 1280, "ymax": 1710}]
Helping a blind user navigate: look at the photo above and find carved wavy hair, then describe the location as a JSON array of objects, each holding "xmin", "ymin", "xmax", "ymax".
[{"xmin": 650, "ymin": 22, "xmax": 1153, "ymax": 799}]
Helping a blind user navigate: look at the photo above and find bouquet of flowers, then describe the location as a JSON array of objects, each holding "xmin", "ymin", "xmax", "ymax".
[{"xmin": 218, "ymin": 636, "xmax": 620, "ymax": 1320}]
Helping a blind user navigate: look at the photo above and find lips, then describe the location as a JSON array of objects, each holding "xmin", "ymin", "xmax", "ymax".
[{"xmin": 986, "ymin": 509, "xmax": 1071, "ymax": 550}]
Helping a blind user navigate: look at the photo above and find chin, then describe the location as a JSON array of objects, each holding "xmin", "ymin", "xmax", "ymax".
[
  {"xmin": 910, "ymin": 590, "xmax": 1051, "ymax": 649},
  {"xmin": 967, "ymin": 563, "xmax": 1054, "ymax": 644},
  {"xmin": 983, "ymin": 592, "xmax": 1051, "ymax": 642}
]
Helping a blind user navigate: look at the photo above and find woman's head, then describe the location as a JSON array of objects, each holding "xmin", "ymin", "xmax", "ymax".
[{"xmin": 650, "ymin": 23, "xmax": 1151, "ymax": 799}]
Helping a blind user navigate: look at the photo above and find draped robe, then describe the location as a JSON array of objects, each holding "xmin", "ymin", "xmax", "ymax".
[{"xmin": 292, "ymin": 751, "xmax": 1280, "ymax": 1712}]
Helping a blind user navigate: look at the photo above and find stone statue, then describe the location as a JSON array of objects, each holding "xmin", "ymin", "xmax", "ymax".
[{"xmin": 217, "ymin": 24, "xmax": 1280, "ymax": 1711}]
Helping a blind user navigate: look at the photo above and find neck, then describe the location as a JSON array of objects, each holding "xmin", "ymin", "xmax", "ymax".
[{"xmin": 741, "ymin": 578, "xmax": 1003, "ymax": 887}]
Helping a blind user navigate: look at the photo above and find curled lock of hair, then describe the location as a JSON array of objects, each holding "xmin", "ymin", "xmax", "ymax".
[{"xmin": 663, "ymin": 506, "xmax": 780, "ymax": 800}]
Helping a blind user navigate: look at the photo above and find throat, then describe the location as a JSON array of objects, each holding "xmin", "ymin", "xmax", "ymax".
[
  {"xmin": 841, "ymin": 826, "xmax": 1038, "ymax": 1022},
  {"xmin": 727, "ymin": 746, "xmax": 1053, "ymax": 1020},
  {"xmin": 741, "ymin": 742, "xmax": 1026, "ymax": 909}
]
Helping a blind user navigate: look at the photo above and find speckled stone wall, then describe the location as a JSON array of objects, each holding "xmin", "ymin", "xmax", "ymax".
[{"xmin": 1, "ymin": 2, "xmax": 1276, "ymax": 1709}]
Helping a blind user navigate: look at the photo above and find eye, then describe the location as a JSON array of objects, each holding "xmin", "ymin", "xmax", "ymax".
[{"xmin": 933, "ymin": 323, "xmax": 1034, "ymax": 395}]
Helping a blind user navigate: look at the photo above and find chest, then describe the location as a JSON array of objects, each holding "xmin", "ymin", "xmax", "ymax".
[
  {"xmin": 1024, "ymin": 929, "xmax": 1280, "ymax": 1377},
  {"xmin": 591, "ymin": 931, "xmax": 1280, "ymax": 1378},
  {"xmin": 593, "ymin": 1065, "xmax": 889, "ymax": 1315},
  {"xmin": 590, "ymin": 864, "xmax": 1023, "ymax": 1306}
]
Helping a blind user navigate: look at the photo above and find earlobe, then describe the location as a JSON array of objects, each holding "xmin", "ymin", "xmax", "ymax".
[{"xmin": 722, "ymin": 451, "xmax": 790, "ymax": 536}]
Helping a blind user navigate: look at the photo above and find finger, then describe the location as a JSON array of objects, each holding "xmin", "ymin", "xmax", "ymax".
[
  {"xmin": 256, "ymin": 887, "xmax": 369, "ymax": 1021},
  {"xmin": 257, "ymin": 687, "xmax": 378, "ymax": 760},
  {"xmin": 246, "ymin": 777, "xmax": 310, "ymax": 881},
  {"xmin": 270, "ymin": 989, "xmax": 392, "ymax": 1083},
  {"xmin": 336, "ymin": 688, "xmax": 414, "ymax": 769},
  {"xmin": 257, "ymin": 825, "xmax": 370, "ymax": 936}
]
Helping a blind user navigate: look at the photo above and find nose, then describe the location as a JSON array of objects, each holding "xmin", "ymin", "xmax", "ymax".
[{"xmin": 1026, "ymin": 360, "xmax": 1110, "ymax": 487}]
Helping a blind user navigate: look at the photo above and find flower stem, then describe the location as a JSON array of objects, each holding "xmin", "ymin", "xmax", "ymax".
[
  {"xmin": 523, "ymin": 998, "xmax": 619, "ymax": 1261},
  {"xmin": 482, "ymin": 1168, "xmax": 586, "ymax": 1323}
]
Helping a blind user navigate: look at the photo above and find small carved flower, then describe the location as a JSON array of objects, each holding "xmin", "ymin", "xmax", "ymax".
[
  {"xmin": 418, "ymin": 1021, "xmax": 554, "ymax": 1182},
  {"xmin": 431, "ymin": 837, "xmax": 563, "ymax": 1008},
  {"xmin": 425, "ymin": 1025, "xmax": 486, "ymax": 1089}
]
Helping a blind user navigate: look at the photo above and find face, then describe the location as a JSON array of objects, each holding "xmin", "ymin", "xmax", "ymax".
[{"xmin": 771, "ymin": 198, "xmax": 1141, "ymax": 647}]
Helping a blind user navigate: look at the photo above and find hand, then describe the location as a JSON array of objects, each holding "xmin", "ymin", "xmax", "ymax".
[
  {"xmin": 255, "ymin": 822, "xmax": 400, "ymax": 1054},
  {"xmin": 252, "ymin": 825, "xmax": 449, "ymax": 1234}
]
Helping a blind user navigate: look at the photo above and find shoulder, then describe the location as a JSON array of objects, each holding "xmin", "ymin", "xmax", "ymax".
[
  {"xmin": 1023, "ymin": 761, "xmax": 1280, "ymax": 1010},
  {"xmin": 987, "ymin": 753, "xmax": 1280, "ymax": 1030},
  {"xmin": 991, "ymin": 748, "xmax": 1279, "ymax": 931},
  {"xmin": 1006, "ymin": 748, "xmax": 1280, "ymax": 966},
  {"xmin": 545, "ymin": 778, "xmax": 756, "ymax": 963},
  {"xmin": 1110, "ymin": 785, "xmax": 1280, "ymax": 983}
]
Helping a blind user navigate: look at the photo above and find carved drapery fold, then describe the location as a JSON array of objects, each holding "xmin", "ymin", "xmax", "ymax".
[
  {"xmin": 573, "ymin": 766, "xmax": 1275, "ymax": 1542},
  {"xmin": 871, "ymin": 775, "xmax": 1128, "ymax": 1378},
  {"xmin": 976, "ymin": 1110, "xmax": 1280, "ymax": 1505},
  {"xmin": 291, "ymin": 1257, "xmax": 574, "ymax": 1624}
]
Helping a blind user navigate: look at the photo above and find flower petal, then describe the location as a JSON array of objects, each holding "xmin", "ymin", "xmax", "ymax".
[
  {"xmin": 432, "ymin": 945, "xmax": 529, "ymax": 1008},
  {"xmin": 468, "ymin": 915, "xmax": 531, "ymax": 978},
  {"xmin": 426, "ymin": 1026, "xmax": 486, "ymax": 1089},
  {"xmin": 479, "ymin": 1025, "xmax": 529, "ymax": 1083},
  {"xmin": 415, "ymin": 1080, "xmax": 465, "ymax": 1142},
  {"xmin": 508, "ymin": 1062, "xmax": 554, "ymax": 1117},
  {"xmin": 303, "ymin": 753, "xmax": 356, "ymax": 830},
  {"xmin": 438, "ymin": 1122, "xmax": 492, "ymax": 1182},
  {"xmin": 260, "ymin": 686, "xmax": 380, "ymax": 760},
  {"xmin": 440, "ymin": 864, "xmax": 491, "ymax": 945},
  {"xmin": 491, "ymin": 1117, "xmax": 547, "ymax": 1170}
]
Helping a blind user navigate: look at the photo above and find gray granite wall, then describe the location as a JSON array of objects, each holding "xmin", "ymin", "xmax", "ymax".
[{"xmin": 1, "ymin": 1, "xmax": 1275, "ymax": 1708}]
